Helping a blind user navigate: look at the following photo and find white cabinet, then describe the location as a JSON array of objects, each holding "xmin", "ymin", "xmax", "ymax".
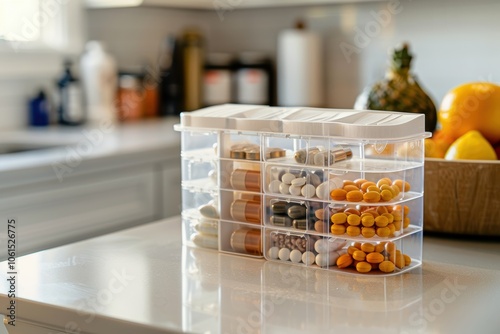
[
  {"xmin": 0, "ymin": 165, "xmax": 158, "ymax": 258},
  {"xmin": 0, "ymin": 119, "xmax": 183, "ymax": 259}
]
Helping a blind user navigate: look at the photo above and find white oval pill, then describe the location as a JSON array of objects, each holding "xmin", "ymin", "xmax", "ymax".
[
  {"xmin": 281, "ymin": 172, "xmax": 296, "ymax": 185},
  {"xmin": 301, "ymin": 184, "xmax": 316, "ymax": 198},
  {"xmin": 268, "ymin": 246, "xmax": 280, "ymax": 259},
  {"xmin": 268, "ymin": 179, "xmax": 282, "ymax": 193},
  {"xmin": 289, "ymin": 185, "xmax": 302, "ymax": 196},
  {"xmin": 278, "ymin": 248, "xmax": 291, "ymax": 261},
  {"xmin": 302, "ymin": 251, "xmax": 316, "ymax": 265},
  {"xmin": 291, "ymin": 177, "xmax": 306, "ymax": 187},
  {"xmin": 290, "ymin": 249, "xmax": 303, "ymax": 263},
  {"xmin": 309, "ymin": 173, "xmax": 321, "ymax": 187},
  {"xmin": 279, "ymin": 182, "xmax": 290, "ymax": 195}
]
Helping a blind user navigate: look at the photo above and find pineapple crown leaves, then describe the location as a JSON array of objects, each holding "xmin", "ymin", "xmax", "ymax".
[{"xmin": 391, "ymin": 43, "xmax": 413, "ymax": 71}]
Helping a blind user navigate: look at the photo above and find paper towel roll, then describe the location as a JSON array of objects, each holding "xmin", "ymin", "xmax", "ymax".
[{"xmin": 277, "ymin": 25, "xmax": 323, "ymax": 107}]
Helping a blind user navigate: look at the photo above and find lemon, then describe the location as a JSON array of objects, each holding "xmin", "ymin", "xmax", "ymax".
[{"xmin": 444, "ymin": 130, "xmax": 497, "ymax": 160}]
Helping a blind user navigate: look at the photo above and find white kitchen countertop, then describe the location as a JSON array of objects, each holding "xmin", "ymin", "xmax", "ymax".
[
  {"xmin": 0, "ymin": 118, "xmax": 181, "ymax": 187},
  {"xmin": 0, "ymin": 118, "xmax": 181, "ymax": 172},
  {"xmin": 1, "ymin": 216, "xmax": 499, "ymax": 334}
]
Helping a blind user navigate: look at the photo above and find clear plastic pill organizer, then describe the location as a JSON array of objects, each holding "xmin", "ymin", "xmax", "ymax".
[{"xmin": 175, "ymin": 104, "xmax": 429, "ymax": 276}]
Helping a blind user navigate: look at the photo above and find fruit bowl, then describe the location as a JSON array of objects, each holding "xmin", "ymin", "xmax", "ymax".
[{"xmin": 424, "ymin": 158, "xmax": 500, "ymax": 236}]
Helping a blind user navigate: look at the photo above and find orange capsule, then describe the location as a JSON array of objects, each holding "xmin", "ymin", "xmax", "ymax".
[
  {"xmin": 330, "ymin": 188, "xmax": 347, "ymax": 201},
  {"xmin": 356, "ymin": 261, "xmax": 372, "ymax": 273},
  {"xmin": 354, "ymin": 178, "xmax": 368, "ymax": 188},
  {"xmin": 346, "ymin": 190, "xmax": 363, "ymax": 202},
  {"xmin": 343, "ymin": 184, "xmax": 359, "ymax": 193},
  {"xmin": 360, "ymin": 181, "xmax": 377, "ymax": 193},
  {"xmin": 337, "ymin": 253, "xmax": 353, "ymax": 269},
  {"xmin": 366, "ymin": 252, "xmax": 384, "ymax": 264},
  {"xmin": 360, "ymin": 242, "xmax": 375, "ymax": 253},
  {"xmin": 376, "ymin": 177, "xmax": 392, "ymax": 188},
  {"xmin": 361, "ymin": 227, "xmax": 376, "ymax": 238},
  {"xmin": 363, "ymin": 191, "xmax": 381, "ymax": 203}
]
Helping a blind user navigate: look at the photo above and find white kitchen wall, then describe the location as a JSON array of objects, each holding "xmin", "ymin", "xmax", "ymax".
[
  {"xmin": 86, "ymin": 0, "xmax": 500, "ymax": 111},
  {"xmin": 3, "ymin": 0, "xmax": 498, "ymax": 130}
]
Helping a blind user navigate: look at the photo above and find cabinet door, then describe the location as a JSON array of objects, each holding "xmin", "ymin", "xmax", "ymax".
[
  {"xmin": 161, "ymin": 159, "xmax": 182, "ymax": 218},
  {"xmin": 0, "ymin": 165, "xmax": 156, "ymax": 259}
]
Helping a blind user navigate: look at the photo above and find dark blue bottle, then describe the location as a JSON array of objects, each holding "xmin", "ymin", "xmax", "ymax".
[
  {"xmin": 57, "ymin": 61, "xmax": 84, "ymax": 125},
  {"xmin": 29, "ymin": 90, "xmax": 50, "ymax": 127}
]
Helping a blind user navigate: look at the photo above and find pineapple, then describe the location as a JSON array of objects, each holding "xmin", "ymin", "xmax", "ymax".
[{"xmin": 354, "ymin": 43, "xmax": 437, "ymax": 132}]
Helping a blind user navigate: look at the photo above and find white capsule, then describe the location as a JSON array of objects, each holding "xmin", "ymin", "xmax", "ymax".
[
  {"xmin": 315, "ymin": 251, "xmax": 340, "ymax": 267},
  {"xmin": 191, "ymin": 233, "xmax": 218, "ymax": 250},
  {"xmin": 290, "ymin": 249, "xmax": 303, "ymax": 263},
  {"xmin": 199, "ymin": 204, "xmax": 219, "ymax": 219},
  {"xmin": 194, "ymin": 219, "xmax": 218, "ymax": 235},
  {"xmin": 278, "ymin": 248, "xmax": 291, "ymax": 261},
  {"xmin": 302, "ymin": 251, "xmax": 316, "ymax": 265},
  {"xmin": 314, "ymin": 238, "xmax": 346, "ymax": 253}
]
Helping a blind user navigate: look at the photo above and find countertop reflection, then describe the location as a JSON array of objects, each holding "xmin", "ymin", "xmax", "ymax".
[{"xmin": 1, "ymin": 217, "xmax": 499, "ymax": 334}]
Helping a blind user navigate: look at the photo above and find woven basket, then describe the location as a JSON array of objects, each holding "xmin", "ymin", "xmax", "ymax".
[{"xmin": 424, "ymin": 158, "xmax": 500, "ymax": 236}]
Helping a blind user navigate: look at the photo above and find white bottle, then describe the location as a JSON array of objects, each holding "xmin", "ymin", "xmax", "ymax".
[{"xmin": 80, "ymin": 41, "xmax": 118, "ymax": 124}]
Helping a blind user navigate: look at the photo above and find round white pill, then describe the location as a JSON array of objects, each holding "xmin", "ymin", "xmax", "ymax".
[
  {"xmin": 269, "ymin": 179, "xmax": 282, "ymax": 193},
  {"xmin": 281, "ymin": 172, "xmax": 296, "ymax": 185},
  {"xmin": 314, "ymin": 152, "xmax": 328, "ymax": 166},
  {"xmin": 290, "ymin": 249, "xmax": 303, "ymax": 263},
  {"xmin": 279, "ymin": 182, "xmax": 290, "ymax": 195},
  {"xmin": 291, "ymin": 177, "xmax": 306, "ymax": 187},
  {"xmin": 289, "ymin": 185, "xmax": 302, "ymax": 196},
  {"xmin": 278, "ymin": 248, "xmax": 291, "ymax": 261},
  {"xmin": 302, "ymin": 251, "xmax": 316, "ymax": 265},
  {"xmin": 301, "ymin": 184, "xmax": 316, "ymax": 198},
  {"xmin": 268, "ymin": 246, "xmax": 280, "ymax": 259}
]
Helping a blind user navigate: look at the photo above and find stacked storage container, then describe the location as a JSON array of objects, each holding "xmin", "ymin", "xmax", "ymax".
[{"xmin": 175, "ymin": 104, "xmax": 428, "ymax": 276}]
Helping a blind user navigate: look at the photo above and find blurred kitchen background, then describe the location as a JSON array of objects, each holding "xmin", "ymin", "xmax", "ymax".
[{"xmin": 1, "ymin": 0, "xmax": 499, "ymax": 129}]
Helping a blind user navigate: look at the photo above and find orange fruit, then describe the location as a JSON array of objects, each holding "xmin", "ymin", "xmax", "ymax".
[
  {"xmin": 424, "ymin": 138, "xmax": 445, "ymax": 158},
  {"xmin": 438, "ymin": 82, "xmax": 500, "ymax": 144}
]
